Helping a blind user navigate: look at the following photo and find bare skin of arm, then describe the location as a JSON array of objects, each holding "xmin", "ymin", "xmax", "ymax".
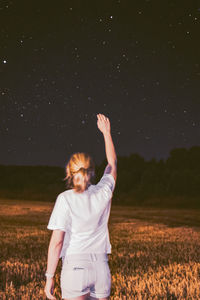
[
  {"xmin": 97, "ymin": 113, "xmax": 117, "ymax": 181},
  {"xmin": 44, "ymin": 230, "xmax": 65, "ymax": 300}
]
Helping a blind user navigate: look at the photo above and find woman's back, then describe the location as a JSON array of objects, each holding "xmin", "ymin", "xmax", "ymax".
[{"xmin": 47, "ymin": 173, "xmax": 115, "ymax": 257}]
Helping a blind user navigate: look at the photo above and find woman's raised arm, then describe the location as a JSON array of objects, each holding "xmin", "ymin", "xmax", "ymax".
[{"xmin": 97, "ymin": 113, "xmax": 117, "ymax": 181}]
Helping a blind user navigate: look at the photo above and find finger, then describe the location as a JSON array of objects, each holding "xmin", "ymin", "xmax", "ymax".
[
  {"xmin": 45, "ymin": 291, "xmax": 55, "ymax": 300},
  {"xmin": 99, "ymin": 114, "xmax": 104, "ymax": 121},
  {"xmin": 44, "ymin": 286, "xmax": 56, "ymax": 299},
  {"xmin": 49, "ymin": 294, "xmax": 56, "ymax": 300}
]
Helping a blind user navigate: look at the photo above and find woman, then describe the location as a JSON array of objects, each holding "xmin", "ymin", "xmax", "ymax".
[{"xmin": 44, "ymin": 113, "xmax": 117, "ymax": 300}]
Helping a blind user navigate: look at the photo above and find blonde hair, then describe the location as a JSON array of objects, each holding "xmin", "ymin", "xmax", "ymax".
[{"xmin": 64, "ymin": 152, "xmax": 95, "ymax": 193}]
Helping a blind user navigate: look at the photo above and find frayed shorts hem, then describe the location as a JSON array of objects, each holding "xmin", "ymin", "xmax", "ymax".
[
  {"xmin": 90, "ymin": 292, "xmax": 110, "ymax": 298},
  {"xmin": 62, "ymin": 290, "xmax": 90, "ymax": 299}
]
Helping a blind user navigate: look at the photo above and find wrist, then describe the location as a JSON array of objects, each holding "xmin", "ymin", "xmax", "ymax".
[
  {"xmin": 103, "ymin": 131, "xmax": 111, "ymax": 137},
  {"xmin": 45, "ymin": 271, "xmax": 54, "ymax": 279}
]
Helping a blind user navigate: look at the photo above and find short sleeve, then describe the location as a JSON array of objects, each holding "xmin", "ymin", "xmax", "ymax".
[
  {"xmin": 95, "ymin": 173, "xmax": 116, "ymax": 201},
  {"xmin": 100, "ymin": 173, "xmax": 115, "ymax": 192},
  {"xmin": 47, "ymin": 193, "xmax": 69, "ymax": 232}
]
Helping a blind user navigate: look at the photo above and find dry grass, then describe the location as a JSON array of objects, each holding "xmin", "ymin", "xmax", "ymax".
[{"xmin": 0, "ymin": 199, "xmax": 200, "ymax": 299}]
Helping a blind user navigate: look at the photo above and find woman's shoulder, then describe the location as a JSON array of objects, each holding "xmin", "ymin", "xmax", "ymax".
[
  {"xmin": 95, "ymin": 173, "xmax": 116, "ymax": 192},
  {"xmin": 61, "ymin": 188, "xmax": 74, "ymax": 196},
  {"xmin": 55, "ymin": 190, "xmax": 74, "ymax": 206}
]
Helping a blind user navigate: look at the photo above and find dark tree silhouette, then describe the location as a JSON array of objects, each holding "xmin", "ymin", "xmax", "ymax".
[{"xmin": 0, "ymin": 146, "xmax": 200, "ymax": 208}]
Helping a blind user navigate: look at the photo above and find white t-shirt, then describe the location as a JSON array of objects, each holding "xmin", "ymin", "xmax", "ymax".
[{"xmin": 47, "ymin": 173, "xmax": 115, "ymax": 258}]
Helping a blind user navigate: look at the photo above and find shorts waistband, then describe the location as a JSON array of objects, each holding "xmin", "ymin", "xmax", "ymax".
[{"xmin": 63, "ymin": 253, "xmax": 108, "ymax": 263}]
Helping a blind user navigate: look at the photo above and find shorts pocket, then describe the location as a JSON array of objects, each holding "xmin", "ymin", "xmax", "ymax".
[{"xmin": 61, "ymin": 263, "xmax": 88, "ymax": 292}]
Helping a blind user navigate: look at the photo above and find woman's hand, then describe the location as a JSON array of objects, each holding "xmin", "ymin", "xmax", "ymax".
[
  {"xmin": 44, "ymin": 278, "xmax": 56, "ymax": 300},
  {"xmin": 97, "ymin": 113, "xmax": 111, "ymax": 135}
]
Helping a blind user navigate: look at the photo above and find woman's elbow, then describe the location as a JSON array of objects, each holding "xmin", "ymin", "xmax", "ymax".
[{"xmin": 50, "ymin": 230, "xmax": 65, "ymax": 247}]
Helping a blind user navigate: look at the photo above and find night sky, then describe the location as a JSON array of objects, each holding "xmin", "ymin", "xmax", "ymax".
[{"xmin": 1, "ymin": 0, "xmax": 200, "ymax": 167}]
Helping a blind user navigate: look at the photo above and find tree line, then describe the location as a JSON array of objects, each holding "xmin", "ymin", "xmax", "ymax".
[
  {"xmin": 0, "ymin": 146, "xmax": 200, "ymax": 208},
  {"xmin": 97, "ymin": 146, "xmax": 200, "ymax": 208}
]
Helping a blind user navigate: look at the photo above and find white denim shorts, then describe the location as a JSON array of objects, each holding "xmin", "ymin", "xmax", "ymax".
[{"xmin": 60, "ymin": 253, "xmax": 111, "ymax": 299}]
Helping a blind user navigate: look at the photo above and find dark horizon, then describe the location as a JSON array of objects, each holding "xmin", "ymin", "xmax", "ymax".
[
  {"xmin": 0, "ymin": 144, "xmax": 199, "ymax": 168},
  {"xmin": 1, "ymin": 0, "xmax": 200, "ymax": 167}
]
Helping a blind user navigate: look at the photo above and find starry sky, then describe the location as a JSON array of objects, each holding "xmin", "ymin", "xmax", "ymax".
[{"xmin": 1, "ymin": 0, "xmax": 200, "ymax": 167}]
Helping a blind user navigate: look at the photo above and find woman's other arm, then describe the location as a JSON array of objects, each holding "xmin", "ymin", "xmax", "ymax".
[
  {"xmin": 97, "ymin": 113, "xmax": 117, "ymax": 181},
  {"xmin": 44, "ymin": 230, "xmax": 65, "ymax": 299},
  {"xmin": 46, "ymin": 230, "xmax": 65, "ymax": 275}
]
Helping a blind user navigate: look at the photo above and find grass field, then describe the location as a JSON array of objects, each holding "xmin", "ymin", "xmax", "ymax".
[{"xmin": 1, "ymin": 198, "xmax": 200, "ymax": 299}]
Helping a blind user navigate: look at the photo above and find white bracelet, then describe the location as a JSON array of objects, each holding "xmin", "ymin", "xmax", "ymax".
[{"xmin": 45, "ymin": 272, "xmax": 54, "ymax": 278}]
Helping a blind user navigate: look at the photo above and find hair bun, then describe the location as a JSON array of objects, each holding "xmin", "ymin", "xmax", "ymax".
[
  {"xmin": 78, "ymin": 167, "xmax": 87, "ymax": 172},
  {"xmin": 64, "ymin": 152, "xmax": 95, "ymax": 193}
]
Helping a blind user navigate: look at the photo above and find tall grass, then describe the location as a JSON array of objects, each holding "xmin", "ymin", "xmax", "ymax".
[{"xmin": 1, "ymin": 199, "xmax": 200, "ymax": 299}]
